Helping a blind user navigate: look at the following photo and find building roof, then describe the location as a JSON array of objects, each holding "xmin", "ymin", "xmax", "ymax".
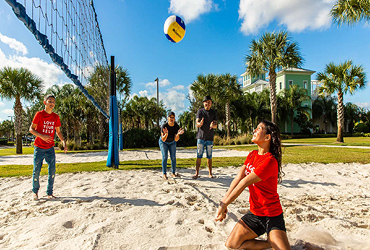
[
  {"xmin": 240, "ymin": 70, "xmax": 268, "ymax": 77},
  {"xmin": 277, "ymin": 67, "xmax": 315, "ymax": 76},
  {"xmin": 244, "ymin": 79, "xmax": 269, "ymax": 88}
]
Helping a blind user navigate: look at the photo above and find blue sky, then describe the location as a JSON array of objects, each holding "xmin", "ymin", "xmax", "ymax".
[{"xmin": 1, "ymin": 0, "xmax": 370, "ymax": 122}]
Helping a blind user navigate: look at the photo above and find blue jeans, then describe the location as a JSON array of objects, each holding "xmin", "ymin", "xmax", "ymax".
[
  {"xmin": 158, "ymin": 138, "xmax": 177, "ymax": 175},
  {"xmin": 32, "ymin": 146, "xmax": 56, "ymax": 195},
  {"xmin": 197, "ymin": 139, "xmax": 213, "ymax": 159}
]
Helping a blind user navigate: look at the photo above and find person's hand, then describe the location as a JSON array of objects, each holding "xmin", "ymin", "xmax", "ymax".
[
  {"xmin": 177, "ymin": 128, "xmax": 185, "ymax": 135},
  {"xmin": 215, "ymin": 202, "xmax": 228, "ymax": 222},
  {"xmin": 62, "ymin": 140, "xmax": 67, "ymax": 154},
  {"xmin": 40, "ymin": 134, "xmax": 53, "ymax": 143},
  {"xmin": 163, "ymin": 127, "xmax": 168, "ymax": 136},
  {"xmin": 198, "ymin": 118, "xmax": 204, "ymax": 127},
  {"xmin": 210, "ymin": 120, "xmax": 217, "ymax": 130}
]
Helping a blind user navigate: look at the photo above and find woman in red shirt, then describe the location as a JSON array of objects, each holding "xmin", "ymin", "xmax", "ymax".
[{"xmin": 216, "ymin": 120, "xmax": 290, "ymax": 250}]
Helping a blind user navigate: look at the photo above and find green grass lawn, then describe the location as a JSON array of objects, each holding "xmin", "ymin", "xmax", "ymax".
[
  {"xmin": 282, "ymin": 136, "xmax": 370, "ymax": 146},
  {"xmin": 1, "ymin": 144, "xmax": 369, "ymax": 177},
  {"xmin": 0, "ymin": 147, "xmax": 110, "ymax": 156}
]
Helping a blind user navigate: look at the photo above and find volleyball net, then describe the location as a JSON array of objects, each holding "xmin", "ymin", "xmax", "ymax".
[
  {"xmin": 5, "ymin": 0, "xmax": 120, "ymax": 167},
  {"xmin": 5, "ymin": 0, "xmax": 109, "ymax": 119}
]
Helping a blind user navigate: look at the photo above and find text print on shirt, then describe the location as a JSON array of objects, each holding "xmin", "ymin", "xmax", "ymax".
[
  {"xmin": 245, "ymin": 163, "xmax": 255, "ymax": 176},
  {"xmin": 43, "ymin": 121, "xmax": 55, "ymax": 134}
]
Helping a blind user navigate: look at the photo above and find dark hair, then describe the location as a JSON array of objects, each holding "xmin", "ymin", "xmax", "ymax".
[
  {"xmin": 261, "ymin": 120, "xmax": 284, "ymax": 183},
  {"xmin": 44, "ymin": 94, "xmax": 55, "ymax": 101}
]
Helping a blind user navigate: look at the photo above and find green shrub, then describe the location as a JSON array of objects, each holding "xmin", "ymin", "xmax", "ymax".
[
  {"xmin": 213, "ymin": 135, "xmax": 222, "ymax": 145},
  {"xmin": 67, "ymin": 141, "xmax": 75, "ymax": 151},
  {"xmin": 122, "ymin": 128, "xmax": 160, "ymax": 148},
  {"xmin": 353, "ymin": 132, "xmax": 370, "ymax": 137},
  {"xmin": 177, "ymin": 130, "xmax": 196, "ymax": 147},
  {"xmin": 354, "ymin": 122, "xmax": 369, "ymax": 133},
  {"xmin": 0, "ymin": 138, "xmax": 7, "ymax": 146}
]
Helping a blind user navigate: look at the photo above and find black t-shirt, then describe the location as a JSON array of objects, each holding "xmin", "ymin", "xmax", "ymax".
[
  {"xmin": 196, "ymin": 108, "xmax": 217, "ymax": 141},
  {"xmin": 161, "ymin": 122, "xmax": 180, "ymax": 142}
]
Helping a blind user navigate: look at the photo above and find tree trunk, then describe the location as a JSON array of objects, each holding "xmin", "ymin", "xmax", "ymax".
[
  {"xmin": 73, "ymin": 122, "xmax": 81, "ymax": 146},
  {"xmin": 336, "ymin": 92, "xmax": 344, "ymax": 143},
  {"xmin": 226, "ymin": 102, "xmax": 230, "ymax": 139},
  {"xmin": 99, "ymin": 113, "xmax": 105, "ymax": 145},
  {"xmin": 291, "ymin": 115, "xmax": 294, "ymax": 136},
  {"xmin": 269, "ymin": 70, "xmax": 277, "ymax": 124},
  {"xmin": 14, "ymin": 98, "xmax": 23, "ymax": 154}
]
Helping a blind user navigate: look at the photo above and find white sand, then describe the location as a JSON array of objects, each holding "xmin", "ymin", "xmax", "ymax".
[
  {"xmin": 0, "ymin": 149, "xmax": 369, "ymax": 250},
  {"xmin": 0, "ymin": 148, "xmax": 248, "ymax": 165}
]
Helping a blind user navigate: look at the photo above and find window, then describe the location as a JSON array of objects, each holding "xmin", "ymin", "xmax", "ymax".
[
  {"xmin": 279, "ymin": 82, "xmax": 282, "ymax": 89},
  {"xmin": 303, "ymin": 80, "xmax": 308, "ymax": 89},
  {"xmin": 288, "ymin": 80, "xmax": 293, "ymax": 86}
]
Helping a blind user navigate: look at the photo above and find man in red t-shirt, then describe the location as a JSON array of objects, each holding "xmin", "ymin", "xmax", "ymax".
[{"xmin": 29, "ymin": 94, "xmax": 67, "ymax": 200}]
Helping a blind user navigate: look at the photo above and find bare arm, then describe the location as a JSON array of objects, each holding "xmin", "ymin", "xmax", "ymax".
[
  {"xmin": 216, "ymin": 168, "xmax": 261, "ymax": 222},
  {"xmin": 29, "ymin": 123, "xmax": 53, "ymax": 143},
  {"xmin": 55, "ymin": 127, "xmax": 67, "ymax": 153},
  {"xmin": 161, "ymin": 127, "xmax": 168, "ymax": 142},
  {"xmin": 196, "ymin": 118, "xmax": 204, "ymax": 128},
  {"xmin": 221, "ymin": 165, "xmax": 247, "ymax": 202},
  {"xmin": 222, "ymin": 172, "xmax": 261, "ymax": 206},
  {"xmin": 174, "ymin": 128, "xmax": 184, "ymax": 142},
  {"xmin": 210, "ymin": 120, "xmax": 217, "ymax": 130}
]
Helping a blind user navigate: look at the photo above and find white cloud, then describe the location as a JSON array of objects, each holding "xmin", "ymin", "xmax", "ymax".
[
  {"xmin": 0, "ymin": 109, "xmax": 14, "ymax": 115},
  {"xmin": 238, "ymin": 0, "xmax": 335, "ymax": 35},
  {"xmin": 355, "ymin": 102, "xmax": 370, "ymax": 109},
  {"xmin": 160, "ymin": 79, "xmax": 171, "ymax": 87},
  {"xmin": 161, "ymin": 89, "xmax": 186, "ymax": 113},
  {"xmin": 139, "ymin": 90, "xmax": 149, "ymax": 97},
  {"xmin": 0, "ymin": 47, "xmax": 64, "ymax": 91},
  {"xmin": 169, "ymin": 0, "xmax": 215, "ymax": 23},
  {"xmin": 172, "ymin": 85, "xmax": 185, "ymax": 90},
  {"xmin": 188, "ymin": 84, "xmax": 194, "ymax": 100},
  {"xmin": 145, "ymin": 78, "xmax": 172, "ymax": 88},
  {"xmin": 0, "ymin": 102, "xmax": 5, "ymax": 107},
  {"xmin": 134, "ymin": 87, "xmax": 187, "ymax": 114},
  {"xmin": 0, "ymin": 33, "xmax": 28, "ymax": 55}
]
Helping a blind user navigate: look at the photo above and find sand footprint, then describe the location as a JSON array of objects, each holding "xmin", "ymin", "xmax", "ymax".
[
  {"xmin": 62, "ymin": 220, "xmax": 74, "ymax": 229},
  {"xmin": 185, "ymin": 195, "xmax": 198, "ymax": 206}
]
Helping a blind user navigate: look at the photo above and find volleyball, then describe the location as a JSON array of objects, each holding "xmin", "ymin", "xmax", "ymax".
[{"xmin": 163, "ymin": 15, "xmax": 186, "ymax": 43}]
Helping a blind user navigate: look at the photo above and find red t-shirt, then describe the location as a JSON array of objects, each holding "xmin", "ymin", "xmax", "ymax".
[
  {"xmin": 244, "ymin": 150, "xmax": 282, "ymax": 217},
  {"xmin": 32, "ymin": 110, "xmax": 61, "ymax": 149}
]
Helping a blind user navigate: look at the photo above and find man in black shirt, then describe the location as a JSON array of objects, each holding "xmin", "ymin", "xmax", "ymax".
[{"xmin": 193, "ymin": 96, "xmax": 217, "ymax": 179}]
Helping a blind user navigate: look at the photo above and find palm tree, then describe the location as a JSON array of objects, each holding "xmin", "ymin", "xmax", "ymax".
[
  {"xmin": 47, "ymin": 84, "xmax": 75, "ymax": 141},
  {"xmin": 217, "ymin": 74, "xmax": 243, "ymax": 139},
  {"xmin": 178, "ymin": 111, "xmax": 195, "ymax": 131},
  {"xmin": 245, "ymin": 31, "xmax": 303, "ymax": 124},
  {"xmin": 189, "ymin": 73, "xmax": 219, "ymax": 114},
  {"xmin": 0, "ymin": 67, "xmax": 43, "ymax": 154},
  {"xmin": 88, "ymin": 65, "xmax": 132, "ymax": 144},
  {"xmin": 244, "ymin": 89, "xmax": 271, "ymax": 132},
  {"xmin": 331, "ymin": 0, "xmax": 370, "ymax": 25},
  {"xmin": 344, "ymin": 102, "xmax": 361, "ymax": 134},
  {"xmin": 278, "ymin": 85, "xmax": 311, "ymax": 136},
  {"xmin": 317, "ymin": 60, "xmax": 366, "ymax": 142},
  {"xmin": 0, "ymin": 119, "xmax": 14, "ymax": 140},
  {"xmin": 312, "ymin": 95, "xmax": 337, "ymax": 134}
]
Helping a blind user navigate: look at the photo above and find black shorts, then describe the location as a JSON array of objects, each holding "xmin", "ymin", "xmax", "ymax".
[{"xmin": 241, "ymin": 210, "xmax": 286, "ymax": 236}]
